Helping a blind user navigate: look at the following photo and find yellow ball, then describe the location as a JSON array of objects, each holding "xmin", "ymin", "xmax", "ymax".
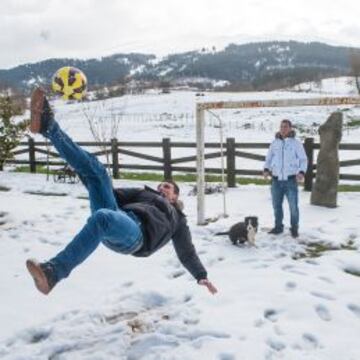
[{"xmin": 51, "ymin": 66, "xmax": 87, "ymax": 100}]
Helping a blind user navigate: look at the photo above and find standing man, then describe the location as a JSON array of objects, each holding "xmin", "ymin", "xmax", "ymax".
[
  {"xmin": 26, "ymin": 87, "xmax": 217, "ymax": 296},
  {"xmin": 263, "ymin": 119, "xmax": 308, "ymax": 238}
]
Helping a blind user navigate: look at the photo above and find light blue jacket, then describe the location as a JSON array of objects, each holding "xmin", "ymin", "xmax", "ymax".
[{"xmin": 264, "ymin": 132, "xmax": 308, "ymax": 180}]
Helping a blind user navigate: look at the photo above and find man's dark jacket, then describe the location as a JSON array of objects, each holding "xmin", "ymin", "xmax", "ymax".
[{"xmin": 113, "ymin": 186, "xmax": 207, "ymax": 281}]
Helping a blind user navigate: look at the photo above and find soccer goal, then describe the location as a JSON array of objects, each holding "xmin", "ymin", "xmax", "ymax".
[{"xmin": 196, "ymin": 96, "xmax": 360, "ymax": 225}]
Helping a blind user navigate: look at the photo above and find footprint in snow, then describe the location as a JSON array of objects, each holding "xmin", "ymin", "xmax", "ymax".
[
  {"xmin": 169, "ymin": 270, "xmax": 185, "ymax": 279},
  {"xmin": 26, "ymin": 328, "xmax": 52, "ymax": 344},
  {"xmin": 127, "ymin": 334, "xmax": 179, "ymax": 360},
  {"xmin": 302, "ymin": 333, "xmax": 320, "ymax": 350},
  {"xmin": 264, "ymin": 309, "xmax": 280, "ymax": 322},
  {"xmin": 241, "ymin": 258, "xmax": 258, "ymax": 263},
  {"xmin": 206, "ymin": 257, "xmax": 225, "ymax": 267},
  {"xmin": 254, "ymin": 318, "xmax": 266, "ymax": 328},
  {"xmin": 305, "ymin": 259, "xmax": 319, "ymax": 266},
  {"xmin": 317, "ymin": 276, "xmax": 334, "ymax": 284},
  {"xmin": 310, "ymin": 291, "xmax": 335, "ymax": 301},
  {"xmin": 347, "ymin": 303, "xmax": 360, "ymax": 318},
  {"xmin": 273, "ymin": 325, "xmax": 285, "ymax": 336},
  {"xmin": 183, "ymin": 317, "xmax": 199, "ymax": 325},
  {"xmin": 285, "ymin": 281, "xmax": 297, "ymax": 291},
  {"xmin": 122, "ymin": 281, "xmax": 133, "ymax": 288},
  {"xmin": 314, "ymin": 304, "xmax": 332, "ymax": 321},
  {"xmin": 253, "ymin": 263, "xmax": 270, "ymax": 269},
  {"xmin": 183, "ymin": 294, "xmax": 192, "ymax": 303},
  {"xmin": 281, "ymin": 265, "xmax": 307, "ymax": 276},
  {"xmin": 266, "ymin": 338, "xmax": 286, "ymax": 352},
  {"xmin": 218, "ymin": 353, "xmax": 236, "ymax": 360}
]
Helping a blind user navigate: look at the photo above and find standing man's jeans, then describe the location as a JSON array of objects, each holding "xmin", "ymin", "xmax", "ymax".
[
  {"xmin": 43, "ymin": 120, "xmax": 143, "ymax": 282},
  {"xmin": 271, "ymin": 176, "xmax": 299, "ymax": 231}
]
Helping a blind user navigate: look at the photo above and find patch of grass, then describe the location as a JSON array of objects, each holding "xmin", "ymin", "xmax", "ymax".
[
  {"xmin": 237, "ymin": 177, "xmax": 269, "ymax": 185},
  {"xmin": 294, "ymin": 243, "xmax": 337, "ymax": 259},
  {"xmin": 9, "ymin": 167, "xmax": 360, "ymax": 191},
  {"xmin": 341, "ymin": 239, "xmax": 357, "ymax": 250},
  {"xmin": 118, "ymin": 172, "xmax": 228, "ymax": 183},
  {"xmin": 346, "ymin": 118, "xmax": 360, "ymax": 128},
  {"xmin": 13, "ymin": 165, "xmax": 55, "ymax": 175},
  {"xmin": 337, "ymin": 184, "xmax": 360, "ymax": 192},
  {"xmin": 293, "ymin": 240, "xmax": 357, "ymax": 260},
  {"xmin": 24, "ymin": 190, "xmax": 68, "ymax": 197},
  {"xmin": 117, "ymin": 171, "xmax": 270, "ymax": 185},
  {"xmin": 118, "ymin": 171, "xmax": 169, "ymax": 182}
]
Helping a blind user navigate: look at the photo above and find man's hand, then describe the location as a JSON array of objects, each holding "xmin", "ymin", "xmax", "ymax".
[
  {"xmin": 296, "ymin": 172, "xmax": 305, "ymax": 183},
  {"xmin": 263, "ymin": 170, "xmax": 271, "ymax": 180},
  {"xmin": 198, "ymin": 279, "xmax": 218, "ymax": 295}
]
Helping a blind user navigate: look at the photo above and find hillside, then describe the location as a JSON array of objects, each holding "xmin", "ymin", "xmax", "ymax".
[{"xmin": 0, "ymin": 41, "xmax": 355, "ymax": 92}]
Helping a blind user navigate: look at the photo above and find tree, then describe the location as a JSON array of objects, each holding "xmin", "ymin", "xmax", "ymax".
[
  {"xmin": 349, "ymin": 50, "xmax": 360, "ymax": 94},
  {"xmin": 81, "ymin": 98, "xmax": 126, "ymax": 174},
  {"xmin": 0, "ymin": 93, "xmax": 28, "ymax": 170}
]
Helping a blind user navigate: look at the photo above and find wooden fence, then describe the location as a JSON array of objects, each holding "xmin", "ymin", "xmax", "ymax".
[{"xmin": 3, "ymin": 137, "xmax": 360, "ymax": 191}]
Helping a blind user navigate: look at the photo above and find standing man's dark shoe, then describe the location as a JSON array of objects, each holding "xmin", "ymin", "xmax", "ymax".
[
  {"xmin": 290, "ymin": 228, "xmax": 299, "ymax": 238},
  {"xmin": 268, "ymin": 227, "xmax": 284, "ymax": 235}
]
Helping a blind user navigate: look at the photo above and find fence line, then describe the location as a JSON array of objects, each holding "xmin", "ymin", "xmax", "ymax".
[{"xmin": 4, "ymin": 137, "xmax": 360, "ymax": 191}]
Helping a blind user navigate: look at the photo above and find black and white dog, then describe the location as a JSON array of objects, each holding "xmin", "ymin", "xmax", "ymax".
[{"xmin": 216, "ymin": 216, "xmax": 259, "ymax": 246}]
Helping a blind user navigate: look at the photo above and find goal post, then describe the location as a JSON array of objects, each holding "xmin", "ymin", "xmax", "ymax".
[{"xmin": 196, "ymin": 96, "xmax": 360, "ymax": 225}]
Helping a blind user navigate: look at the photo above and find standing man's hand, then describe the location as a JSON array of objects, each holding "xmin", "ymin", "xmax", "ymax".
[
  {"xmin": 296, "ymin": 172, "xmax": 305, "ymax": 183},
  {"xmin": 263, "ymin": 169, "xmax": 271, "ymax": 180},
  {"xmin": 198, "ymin": 279, "xmax": 218, "ymax": 294}
]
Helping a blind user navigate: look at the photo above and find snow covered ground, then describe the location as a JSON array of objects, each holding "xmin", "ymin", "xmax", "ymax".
[
  {"xmin": 0, "ymin": 172, "xmax": 360, "ymax": 360},
  {"xmin": 290, "ymin": 77, "xmax": 359, "ymax": 96},
  {"xmin": 1, "ymin": 78, "xmax": 360, "ymax": 359}
]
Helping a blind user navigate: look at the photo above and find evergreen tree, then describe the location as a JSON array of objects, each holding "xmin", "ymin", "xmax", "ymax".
[{"xmin": 0, "ymin": 94, "xmax": 28, "ymax": 170}]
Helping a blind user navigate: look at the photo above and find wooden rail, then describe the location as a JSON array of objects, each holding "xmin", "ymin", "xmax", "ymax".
[{"xmin": 3, "ymin": 137, "xmax": 360, "ymax": 191}]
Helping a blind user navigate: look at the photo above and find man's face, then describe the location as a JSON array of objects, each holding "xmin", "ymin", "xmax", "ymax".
[
  {"xmin": 280, "ymin": 121, "xmax": 291, "ymax": 138},
  {"xmin": 157, "ymin": 182, "xmax": 178, "ymax": 203}
]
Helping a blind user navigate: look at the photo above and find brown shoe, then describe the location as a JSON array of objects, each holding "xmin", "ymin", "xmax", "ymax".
[
  {"xmin": 26, "ymin": 259, "xmax": 57, "ymax": 295},
  {"xmin": 30, "ymin": 87, "xmax": 46, "ymax": 133}
]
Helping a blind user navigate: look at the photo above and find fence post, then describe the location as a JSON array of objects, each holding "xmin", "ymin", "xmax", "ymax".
[
  {"xmin": 304, "ymin": 137, "xmax": 314, "ymax": 191},
  {"xmin": 28, "ymin": 137, "xmax": 36, "ymax": 173},
  {"xmin": 226, "ymin": 137, "xmax": 236, "ymax": 187},
  {"xmin": 162, "ymin": 138, "xmax": 172, "ymax": 180},
  {"xmin": 111, "ymin": 138, "xmax": 119, "ymax": 179}
]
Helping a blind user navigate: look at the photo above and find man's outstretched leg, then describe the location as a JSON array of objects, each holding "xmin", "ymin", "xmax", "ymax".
[
  {"xmin": 26, "ymin": 88, "xmax": 143, "ymax": 295},
  {"xmin": 29, "ymin": 87, "xmax": 118, "ymax": 213}
]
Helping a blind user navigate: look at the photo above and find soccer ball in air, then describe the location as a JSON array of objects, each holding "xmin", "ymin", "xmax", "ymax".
[{"xmin": 51, "ymin": 66, "xmax": 87, "ymax": 100}]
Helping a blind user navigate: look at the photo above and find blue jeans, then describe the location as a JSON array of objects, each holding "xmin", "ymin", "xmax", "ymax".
[
  {"xmin": 271, "ymin": 176, "xmax": 299, "ymax": 231},
  {"xmin": 44, "ymin": 120, "xmax": 143, "ymax": 281}
]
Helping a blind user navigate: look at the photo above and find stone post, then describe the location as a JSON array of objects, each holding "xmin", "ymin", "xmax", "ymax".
[{"xmin": 311, "ymin": 112, "xmax": 343, "ymax": 207}]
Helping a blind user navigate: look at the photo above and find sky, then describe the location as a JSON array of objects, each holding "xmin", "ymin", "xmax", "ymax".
[{"xmin": 1, "ymin": 0, "xmax": 360, "ymax": 69}]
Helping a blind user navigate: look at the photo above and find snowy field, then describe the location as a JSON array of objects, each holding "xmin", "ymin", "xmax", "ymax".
[
  {"xmin": 0, "ymin": 172, "xmax": 360, "ymax": 360},
  {"xmin": 1, "ymin": 78, "xmax": 360, "ymax": 359},
  {"xmin": 11, "ymin": 76, "xmax": 360, "ymax": 178}
]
